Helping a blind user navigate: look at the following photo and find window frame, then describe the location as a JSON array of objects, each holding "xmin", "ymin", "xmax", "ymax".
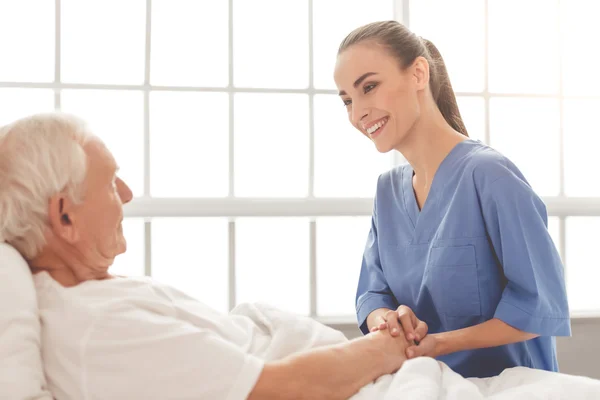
[{"xmin": 1, "ymin": 0, "xmax": 598, "ymax": 320}]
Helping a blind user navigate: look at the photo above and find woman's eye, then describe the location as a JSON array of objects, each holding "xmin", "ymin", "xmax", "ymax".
[
  {"xmin": 343, "ymin": 99, "xmax": 352, "ymax": 106},
  {"xmin": 364, "ymin": 83, "xmax": 377, "ymax": 93}
]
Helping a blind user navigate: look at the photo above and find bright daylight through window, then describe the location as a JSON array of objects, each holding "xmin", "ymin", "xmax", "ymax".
[{"xmin": 0, "ymin": 0, "xmax": 598, "ymax": 318}]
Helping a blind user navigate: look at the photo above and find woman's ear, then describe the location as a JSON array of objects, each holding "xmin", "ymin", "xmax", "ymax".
[
  {"xmin": 48, "ymin": 194, "xmax": 79, "ymax": 243},
  {"xmin": 412, "ymin": 56, "xmax": 430, "ymax": 91}
]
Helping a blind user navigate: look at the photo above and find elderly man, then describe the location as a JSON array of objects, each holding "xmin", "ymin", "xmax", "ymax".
[{"xmin": 0, "ymin": 113, "xmax": 410, "ymax": 400}]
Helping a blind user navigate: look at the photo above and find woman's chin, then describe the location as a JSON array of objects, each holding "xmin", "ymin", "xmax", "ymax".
[{"xmin": 373, "ymin": 140, "xmax": 395, "ymax": 154}]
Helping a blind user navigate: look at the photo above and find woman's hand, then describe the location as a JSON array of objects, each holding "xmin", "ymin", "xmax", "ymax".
[
  {"xmin": 371, "ymin": 305, "xmax": 428, "ymax": 343},
  {"xmin": 406, "ymin": 333, "xmax": 439, "ymax": 359}
]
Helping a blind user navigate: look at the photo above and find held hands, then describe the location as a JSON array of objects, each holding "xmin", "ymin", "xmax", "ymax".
[
  {"xmin": 370, "ymin": 305, "xmax": 438, "ymax": 359},
  {"xmin": 370, "ymin": 305, "xmax": 428, "ymax": 342},
  {"xmin": 405, "ymin": 333, "xmax": 438, "ymax": 359},
  {"xmin": 369, "ymin": 326, "xmax": 411, "ymax": 375}
]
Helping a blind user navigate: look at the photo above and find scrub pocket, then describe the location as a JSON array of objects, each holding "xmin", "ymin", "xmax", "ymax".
[{"xmin": 429, "ymin": 245, "xmax": 481, "ymax": 317}]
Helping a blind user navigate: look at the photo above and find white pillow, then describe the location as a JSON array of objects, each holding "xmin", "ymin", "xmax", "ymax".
[{"xmin": 0, "ymin": 242, "xmax": 52, "ymax": 400}]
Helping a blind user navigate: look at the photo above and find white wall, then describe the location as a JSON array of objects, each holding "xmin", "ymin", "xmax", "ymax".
[{"xmin": 556, "ymin": 318, "xmax": 600, "ymax": 379}]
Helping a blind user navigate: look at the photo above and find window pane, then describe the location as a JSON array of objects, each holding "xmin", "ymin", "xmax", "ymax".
[
  {"xmin": 151, "ymin": 0, "xmax": 228, "ymax": 87},
  {"xmin": 457, "ymin": 96, "xmax": 486, "ymax": 143},
  {"xmin": 314, "ymin": 94, "xmax": 390, "ymax": 197},
  {"xmin": 410, "ymin": 0, "xmax": 485, "ymax": 93},
  {"xmin": 152, "ymin": 218, "xmax": 229, "ymax": 313},
  {"xmin": 548, "ymin": 216, "xmax": 561, "ymax": 261},
  {"xmin": 313, "ymin": 0, "xmax": 393, "ymax": 89},
  {"xmin": 110, "ymin": 218, "xmax": 145, "ymax": 277},
  {"xmin": 61, "ymin": 0, "xmax": 145, "ymax": 84},
  {"xmin": 566, "ymin": 217, "xmax": 600, "ymax": 312},
  {"xmin": 0, "ymin": 0, "xmax": 54, "ymax": 82},
  {"xmin": 61, "ymin": 90, "xmax": 144, "ymax": 196},
  {"xmin": 316, "ymin": 217, "xmax": 370, "ymax": 317},
  {"xmin": 564, "ymin": 100, "xmax": 600, "ymax": 197},
  {"xmin": 0, "ymin": 89, "xmax": 54, "ymax": 126},
  {"xmin": 234, "ymin": 94, "xmax": 309, "ymax": 197},
  {"xmin": 561, "ymin": 0, "xmax": 600, "ymax": 96},
  {"xmin": 233, "ymin": 0, "xmax": 308, "ymax": 88},
  {"xmin": 489, "ymin": 98, "xmax": 560, "ymax": 196},
  {"xmin": 488, "ymin": 0, "xmax": 559, "ymax": 94},
  {"xmin": 150, "ymin": 92, "xmax": 228, "ymax": 197},
  {"xmin": 236, "ymin": 218, "xmax": 309, "ymax": 315}
]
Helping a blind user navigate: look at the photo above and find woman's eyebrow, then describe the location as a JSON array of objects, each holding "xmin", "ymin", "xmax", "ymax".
[{"xmin": 338, "ymin": 72, "xmax": 379, "ymax": 96}]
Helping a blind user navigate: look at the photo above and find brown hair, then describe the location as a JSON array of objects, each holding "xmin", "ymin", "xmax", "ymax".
[{"xmin": 338, "ymin": 21, "xmax": 468, "ymax": 136}]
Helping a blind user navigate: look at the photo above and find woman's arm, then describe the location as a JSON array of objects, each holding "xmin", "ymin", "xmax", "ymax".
[
  {"xmin": 407, "ymin": 318, "xmax": 538, "ymax": 358},
  {"xmin": 477, "ymin": 171, "xmax": 570, "ymax": 337},
  {"xmin": 356, "ymin": 198, "xmax": 399, "ymax": 334}
]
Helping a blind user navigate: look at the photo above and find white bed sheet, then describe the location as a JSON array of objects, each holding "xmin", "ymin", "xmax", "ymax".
[{"xmin": 231, "ymin": 303, "xmax": 600, "ymax": 400}]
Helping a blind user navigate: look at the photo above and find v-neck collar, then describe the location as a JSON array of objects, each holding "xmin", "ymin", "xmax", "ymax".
[
  {"xmin": 402, "ymin": 166, "xmax": 420, "ymax": 230},
  {"xmin": 401, "ymin": 139, "xmax": 476, "ymax": 240}
]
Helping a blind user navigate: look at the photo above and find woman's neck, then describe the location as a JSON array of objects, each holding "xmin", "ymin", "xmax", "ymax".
[{"xmin": 397, "ymin": 106, "xmax": 467, "ymax": 189}]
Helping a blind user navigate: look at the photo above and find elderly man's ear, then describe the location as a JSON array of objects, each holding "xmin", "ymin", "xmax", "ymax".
[{"xmin": 48, "ymin": 194, "xmax": 80, "ymax": 243}]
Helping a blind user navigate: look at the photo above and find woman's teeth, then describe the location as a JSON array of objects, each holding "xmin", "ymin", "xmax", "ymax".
[{"xmin": 367, "ymin": 119, "xmax": 387, "ymax": 135}]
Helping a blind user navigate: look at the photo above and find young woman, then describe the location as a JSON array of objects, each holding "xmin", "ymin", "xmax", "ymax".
[{"xmin": 334, "ymin": 21, "xmax": 570, "ymax": 378}]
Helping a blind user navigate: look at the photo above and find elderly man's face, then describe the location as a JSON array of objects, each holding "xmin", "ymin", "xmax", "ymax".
[{"xmin": 53, "ymin": 139, "xmax": 133, "ymax": 270}]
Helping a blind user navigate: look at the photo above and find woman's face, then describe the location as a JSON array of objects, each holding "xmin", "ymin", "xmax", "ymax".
[{"xmin": 334, "ymin": 42, "xmax": 425, "ymax": 153}]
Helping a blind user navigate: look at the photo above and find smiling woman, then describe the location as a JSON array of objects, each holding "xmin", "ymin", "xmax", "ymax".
[
  {"xmin": 333, "ymin": 20, "xmax": 571, "ymax": 379},
  {"xmin": 335, "ymin": 20, "xmax": 467, "ymax": 154}
]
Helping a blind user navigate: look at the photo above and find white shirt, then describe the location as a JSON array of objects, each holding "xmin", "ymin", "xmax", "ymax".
[{"xmin": 34, "ymin": 272, "xmax": 265, "ymax": 400}]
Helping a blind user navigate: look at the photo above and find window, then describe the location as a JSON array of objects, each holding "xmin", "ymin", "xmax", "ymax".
[
  {"xmin": 0, "ymin": 0, "xmax": 394, "ymax": 320},
  {"xmin": 1, "ymin": 0, "xmax": 597, "ymax": 318}
]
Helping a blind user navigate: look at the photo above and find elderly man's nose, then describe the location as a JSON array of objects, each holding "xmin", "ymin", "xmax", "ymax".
[{"xmin": 117, "ymin": 178, "xmax": 133, "ymax": 204}]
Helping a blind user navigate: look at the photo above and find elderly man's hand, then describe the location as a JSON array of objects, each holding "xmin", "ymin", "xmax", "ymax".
[{"xmin": 369, "ymin": 326, "xmax": 411, "ymax": 374}]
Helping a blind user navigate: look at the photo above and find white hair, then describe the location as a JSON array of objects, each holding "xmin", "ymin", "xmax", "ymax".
[{"xmin": 0, "ymin": 112, "xmax": 94, "ymax": 259}]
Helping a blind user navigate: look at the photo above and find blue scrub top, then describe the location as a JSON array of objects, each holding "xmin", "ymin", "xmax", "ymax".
[{"xmin": 356, "ymin": 139, "xmax": 571, "ymax": 378}]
